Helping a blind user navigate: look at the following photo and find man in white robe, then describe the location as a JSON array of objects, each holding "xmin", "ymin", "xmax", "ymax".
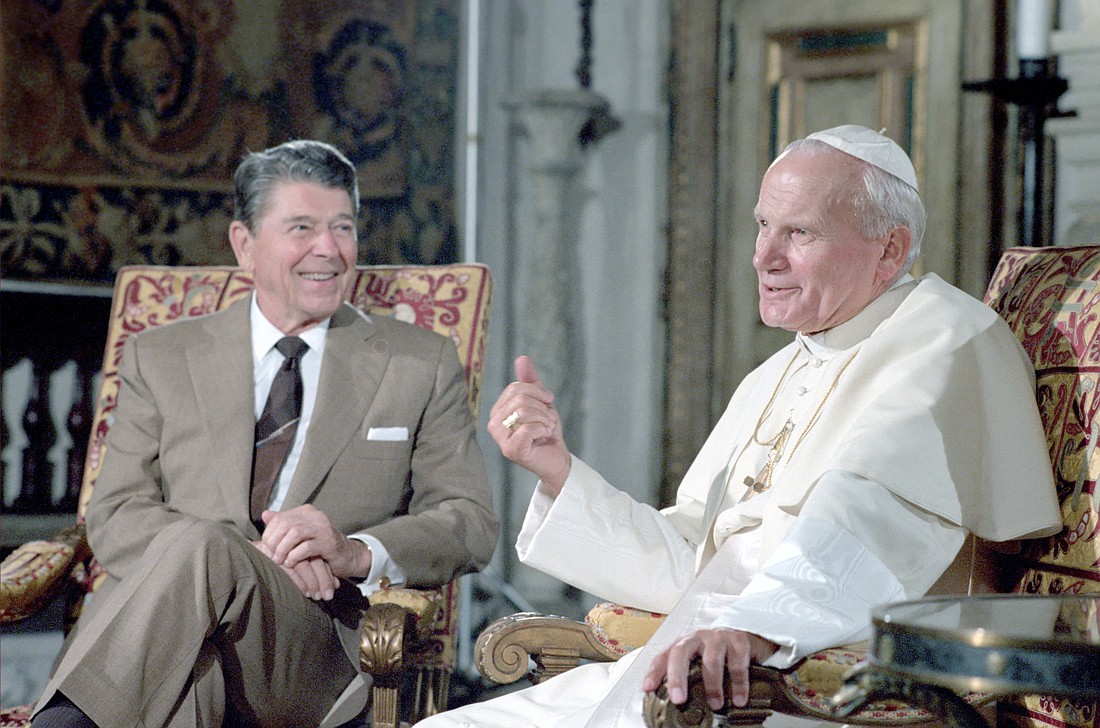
[{"xmin": 421, "ymin": 126, "xmax": 1062, "ymax": 727}]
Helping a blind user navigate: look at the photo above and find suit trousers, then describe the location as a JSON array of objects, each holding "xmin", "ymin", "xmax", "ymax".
[{"xmin": 39, "ymin": 519, "xmax": 357, "ymax": 727}]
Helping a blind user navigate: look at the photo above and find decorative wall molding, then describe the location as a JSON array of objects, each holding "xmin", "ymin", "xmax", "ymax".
[
  {"xmin": 1050, "ymin": 2, "xmax": 1100, "ymax": 245},
  {"xmin": 511, "ymin": 88, "xmax": 611, "ymax": 443},
  {"xmin": 660, "ymin": 0, "xmax": 1002, "ymax": 503},
  {"xmin": 661, "ymin": 0, "xmax": 721, "ymax": 506}
]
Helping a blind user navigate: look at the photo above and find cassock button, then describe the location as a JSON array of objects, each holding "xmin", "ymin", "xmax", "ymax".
[
  {"xmin": 796, "ymin": 386, "xmax": 808, "ymax": 396},
  {"xmin": 811, "ymin": 357, "xmax": 823, "ymax": 368}
]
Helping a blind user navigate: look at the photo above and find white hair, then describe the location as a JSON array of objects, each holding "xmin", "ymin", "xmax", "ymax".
[{"xmin": 781, "ymin": 138, "xmax": 926, "ymax": 276}]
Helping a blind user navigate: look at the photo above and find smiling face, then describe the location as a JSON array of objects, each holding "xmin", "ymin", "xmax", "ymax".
[
  {"xmin": 752, "ymin": 149, "xmax": 911, "ymax": 334},
  {"xmin": 229, "ymin": 180, "xmax": 358, "ymax": 335}
]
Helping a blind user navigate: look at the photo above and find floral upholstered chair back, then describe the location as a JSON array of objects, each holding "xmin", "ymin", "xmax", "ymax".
[
  {"xmin": 984, "ymin": 246, "xmax": 1100, "ymax": 727},
  {"xmin": 80, "ymin": 264, "xmax": 492, "ymax": 671}
]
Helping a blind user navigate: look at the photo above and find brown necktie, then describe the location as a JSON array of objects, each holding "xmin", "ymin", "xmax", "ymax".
[{"xmin": 250, "ymin": 336, "xmax": 309, "ymax": 529}]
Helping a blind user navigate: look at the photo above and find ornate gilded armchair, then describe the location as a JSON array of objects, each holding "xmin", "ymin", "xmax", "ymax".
[
  {"xmin": 476, "ymin": 246, "xmax": 1100, "ymax": 727},
  {"xmin": 0, "ymin": 263, "xmax": 493, "ymax": 728},
  {"xmin": 981, "ymin": 245, "xmax": 1100, "ymax": 727}
]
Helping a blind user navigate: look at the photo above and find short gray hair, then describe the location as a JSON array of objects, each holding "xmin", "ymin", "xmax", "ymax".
[
  {"xmin": 233, "ymin": 140, "xmax": 360, "ymax": 233},
  {"xmin": 782, "ymin": 138, "xmax": 925, "ymax": 276}
]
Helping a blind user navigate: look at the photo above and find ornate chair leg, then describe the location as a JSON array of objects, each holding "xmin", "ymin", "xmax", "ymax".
[
  {"xmin": 411, "ymin": 666, "xmax": 450, "ymax": 722},
  {"xmin": 832, "ymin": 663, "xmax": 989, "ymax": 728},
  {"xmin": 361, "ymin": 602, "xmax": 415, "ymax": 728}
]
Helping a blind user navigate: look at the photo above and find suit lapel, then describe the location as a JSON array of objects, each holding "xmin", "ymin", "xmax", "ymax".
[
  {"xmin": 282, "ymin": 304, "xmax": 387, "ymax": 509},
  {"xmin": 187, "ymin": 299, "xmax": 256, "ymax": 525}
]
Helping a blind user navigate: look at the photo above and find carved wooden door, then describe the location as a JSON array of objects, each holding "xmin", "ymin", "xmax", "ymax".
[
  {"xmin": 711, "ymin": 0, "xmax": 968, "ymax": 399},
  {"xmin": 661, "ymin": 0, "xmax": 1000, "ymax": 504}
]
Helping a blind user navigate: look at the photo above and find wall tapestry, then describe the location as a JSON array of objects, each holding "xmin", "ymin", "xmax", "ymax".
[{"xmin": 1, "ymin": 0, "xmax": 460, "ymax": 284}]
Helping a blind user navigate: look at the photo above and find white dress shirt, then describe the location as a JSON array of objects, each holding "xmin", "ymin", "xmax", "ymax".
[{"xmin": 250, "ymin": 295, "xmax": 405, "ymax": 594}]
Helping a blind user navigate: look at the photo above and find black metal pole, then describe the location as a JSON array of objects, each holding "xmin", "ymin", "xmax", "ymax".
[
  {"xmin": 1018, "ymin": 59, "xmax": 1049, "ymax": 246},
  {"xmin": 962, "ymin": 64, "xmax": 1067, "ymax": 248}
]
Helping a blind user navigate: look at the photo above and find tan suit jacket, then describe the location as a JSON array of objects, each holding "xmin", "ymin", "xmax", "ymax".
[{"xmin": 81, "ymin": 297, "xmax": 497, "ymax": 658}]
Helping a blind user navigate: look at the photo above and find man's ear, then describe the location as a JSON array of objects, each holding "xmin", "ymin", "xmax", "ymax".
[
  {"xmin": 878, "ymin": 226, "xmax": 912, "ymax": 282},
  {"xmin": 228, "ymin": 221, "xmax": 253, "ymax": 271}
]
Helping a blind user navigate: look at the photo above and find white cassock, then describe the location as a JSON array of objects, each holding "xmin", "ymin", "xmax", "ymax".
[{"xmin": 423, "ymin": 274, "xmax": 1063, "ymax": 728}]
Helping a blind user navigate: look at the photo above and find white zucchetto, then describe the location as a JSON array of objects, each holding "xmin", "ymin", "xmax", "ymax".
[{"xmin": 804, "ymin": 124, "xmax": 919, "ymax": 192}]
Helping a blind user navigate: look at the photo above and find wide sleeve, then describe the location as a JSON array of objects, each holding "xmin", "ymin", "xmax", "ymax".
[
  {"xmin": 709, "ymin": 470, "xmax": 965, "ymax": 668},
  {"xmin": 511, "ymin": 368, "xmax": 773, "ymax": 613},
  {"xmin": 516, "ymin": 458, "xmax": 697, "ymax": 613}
]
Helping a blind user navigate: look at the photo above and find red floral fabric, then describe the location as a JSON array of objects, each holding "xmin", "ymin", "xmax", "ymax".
[
  {"xmin": 0, "ymin": 705, "xmax": 31, "ymax": 727},
  {"xmin": 984, "ymin": 246, "xmax": 1100, "ymax": 727}
]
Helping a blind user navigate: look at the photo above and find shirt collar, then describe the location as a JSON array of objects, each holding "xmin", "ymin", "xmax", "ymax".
[
  {"xmin": 797, "ymin": 273, "xmax": 917, "ymax": 356},
  {"xmin": 249, "ymin": 293, "xmax": 331, "ymax": 364}
]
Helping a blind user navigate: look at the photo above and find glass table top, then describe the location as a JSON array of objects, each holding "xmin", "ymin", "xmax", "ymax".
[{"xmin": 875, "ymin": 594, "xmax": 1100, "ymax": 647}]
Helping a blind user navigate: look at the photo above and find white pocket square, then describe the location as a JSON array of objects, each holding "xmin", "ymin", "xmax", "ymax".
[{"xmin": 367, "ymin": 426, "xmax": 408, "ymax": 441}]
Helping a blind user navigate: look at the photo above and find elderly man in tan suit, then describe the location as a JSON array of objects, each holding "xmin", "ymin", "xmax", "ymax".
[{"xmin": 32, "ymin": 140, "xmax": 498, "ymax": 728}]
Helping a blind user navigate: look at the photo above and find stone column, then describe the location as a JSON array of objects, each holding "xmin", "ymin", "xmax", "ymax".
[
  {"xmin": 511, "ymin": 88, "xmax": 609, "ymax": 442},
  {"xmin": 502, "ymin": 88, "xmax": 610, "ymax": 611}
]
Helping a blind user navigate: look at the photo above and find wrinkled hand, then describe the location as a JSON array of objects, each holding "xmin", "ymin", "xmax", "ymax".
[
  {"xmin": 488, "ymin": 356, "xmax": 572, "ymax": 495},
  {"xmin": 260, "ymin": 505, "xmax": 372, "ymax": 581},
  {"xmin": 642, "ymin": 628, "xmax": 778, "ymax": 710},
  {"xmin": 253, "ymin": 539, "xmax": 338, "ymax": 601}
]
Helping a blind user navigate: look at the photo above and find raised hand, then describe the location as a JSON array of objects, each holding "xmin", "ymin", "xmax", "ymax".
[{"xmin": 488, "ymin": 356, "xmax": 572, "ymax": 496}]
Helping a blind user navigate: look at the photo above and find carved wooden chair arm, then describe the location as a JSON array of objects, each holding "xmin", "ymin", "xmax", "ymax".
[
  {"xmin": 642, "ymin": 658, "xmax": 994, "ymax": 727},
  {"xmin": 642, "ymin": 663, "xmax": 840, "ymax": 728},
  {"xmin": 475, "ymin": 612, "xmax": 622, "ymax": 686},
  {"xmin": 0, "ymin": 523, "xmax": 89, "ymax": 623}
]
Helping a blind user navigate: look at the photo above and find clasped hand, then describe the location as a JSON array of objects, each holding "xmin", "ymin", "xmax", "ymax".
[{"xmin": 252, "ymin": 504, "xmax": 372, "ymax": 602}]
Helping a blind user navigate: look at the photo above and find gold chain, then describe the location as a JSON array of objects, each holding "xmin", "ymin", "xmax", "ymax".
[
  {"xmin": 785, "ymin": 348, "xmax": 860, "ymax": 464},
  {"xmin": 743, "ymin": 347, "xmax": 861, "ymax": 497},
  {"xmin": 750, "ymin": 351, "xmax": 801, "ymax": 448}
]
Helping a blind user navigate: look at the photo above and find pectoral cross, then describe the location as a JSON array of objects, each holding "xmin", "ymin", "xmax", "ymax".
[{"xmin": 741, "ymin": 416, "xmax": 793, "ymax": 502}]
